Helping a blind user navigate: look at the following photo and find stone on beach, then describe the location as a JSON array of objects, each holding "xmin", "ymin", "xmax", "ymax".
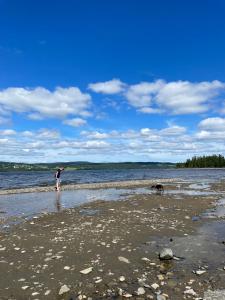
[
  {"xmin": 118, "ymin": 256, "xmax": 130, "ymax": 264},
  {"xmin": 159, "ymin": 248, "xmax": 173, "ymax": 260},
  {"xmin": 80, "ymin": 267, "xmax": 93, "ymax": 274},
  {"xmin": 58, "ymin": 284, "xmax": 70, "ymax": 295}
]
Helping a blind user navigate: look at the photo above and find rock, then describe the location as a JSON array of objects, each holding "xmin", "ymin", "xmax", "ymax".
[
  {"xmin": 59, "ymin": 284, "xmax": 70, "ymax": 295},
  {"xmin": 119, "ymin": 276, "xmax": 126, "ymax": 282},
  {"xmin": 195, "ymin": 270, "xmax": 206, "ymax": 275},
  {"xmin": 136, "ymin": 287, "xmax": 145, "ymax": 295},
  {"xmin": 157, "ymin": 295, "xmax": 167, "ymax": 300},
  {"xmin": 118, "ymin": 256, "xmax": 130, "ymax": 264},
  {"xmin": 80, "ymin": 267, "xmax": 93, "ymax": 274},
  {"xmin": 159, "ymin": 248, "xmax": 173, "ymax": 260},
  {"xmin": 123, "ymin": 292, "xmax": 132, "ymax": 298},
  {"xmin": 184, "ymin": 288, "xmax": 197, "ymax": 296},
  {"xmin": 151, "ymin": 283, "xmax": 159, "ymax": 290}
]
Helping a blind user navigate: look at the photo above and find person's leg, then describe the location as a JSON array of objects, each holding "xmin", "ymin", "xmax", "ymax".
[{"xmin": 56, "ymin": 178, "xmax": 60, "ymax": 191}]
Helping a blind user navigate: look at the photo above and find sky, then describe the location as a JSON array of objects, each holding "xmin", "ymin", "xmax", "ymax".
[{"xmin": 0, "ymin": 0, "xmax": 225, "ymax": 163}]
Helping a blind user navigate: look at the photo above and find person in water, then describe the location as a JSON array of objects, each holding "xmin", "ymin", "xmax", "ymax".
[{"xmin": 55, "ymin": 167, "xmax": 64, "ymax": 191}]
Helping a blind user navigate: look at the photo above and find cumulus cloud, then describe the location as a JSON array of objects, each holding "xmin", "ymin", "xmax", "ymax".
[
  {"xmin": 124, "ymin": 79, "xmax": 225, "ymax": 115},
  {"xmin": 156, "ymin": 80, "xmax": 224, "ymax": 114},
  {"xmin": 0, "ymin": 86, "xmax": 91, "ymax": 119},
  {"xmin": 88, "ymin": 79, "xmax": 125, "ymax": 94},
  {"xmin": 0, "ymin": 129, "xmax": 16, "ymax": 136},
  {"xmin": 198, "ymin": 117, "xmax": 225, "ymax": 131},
  {"xmin": 125, "ymin": 80, "xmax": 164, "ymax": 107},
  {"xmin": 63, "ymin": 118, "xmax": 87, "ymax": 127}
]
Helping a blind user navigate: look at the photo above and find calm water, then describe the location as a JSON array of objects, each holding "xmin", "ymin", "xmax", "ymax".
[
  {"xmin": 1, "ymin": 168, "xmax": 225, "ymax": 189},
  {"xmin": 0, "ymin": 168, "xmax": 225, "ymax": 229}
]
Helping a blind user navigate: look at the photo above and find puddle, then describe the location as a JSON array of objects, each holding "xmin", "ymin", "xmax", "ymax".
[
  {"xmin": 0, "ymin": 187, "xmax": 152, "ymax": 229},
  {"xmin": 0, "ymin": 182, "xmax": 223, "ymax": 230},
  {"xmin": 188, "ymin": 183, "xmax": 211, "ymax": 190},
  {"xmin": 203, "ymin": 198, "xmax": 225, "ymax": 219},
  {"xmin": 143, "ymin": 220, "xmax": 225, "ymax": 270}
]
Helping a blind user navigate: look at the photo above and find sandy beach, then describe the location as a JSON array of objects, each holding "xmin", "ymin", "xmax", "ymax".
[{"xmin": 1, "ymin": 180, "xmax": 225, "ymax": 299}]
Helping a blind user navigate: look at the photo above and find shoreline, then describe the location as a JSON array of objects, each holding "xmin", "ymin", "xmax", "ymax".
[
  {"xmin": 0, "ymin": 178, "xmax": 179, "ymax": 195},
  {"xmin": 0, "ymin": 179, "xmax": 225, "ymax": 299}
]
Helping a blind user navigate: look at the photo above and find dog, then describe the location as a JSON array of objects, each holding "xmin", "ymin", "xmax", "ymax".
[{"xmin": 151, "ymin": 184, "xmax": 164, "ymax": 192}]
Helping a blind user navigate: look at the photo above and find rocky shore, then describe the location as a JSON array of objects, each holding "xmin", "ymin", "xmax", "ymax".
[{"xmin": 1, "ymin": 180, "xmax": 225, "ymax": 299}]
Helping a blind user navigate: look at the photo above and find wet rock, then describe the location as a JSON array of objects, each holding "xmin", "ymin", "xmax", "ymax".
[
  {"xmin": 159, "ymin": 248, "xmax": 173, "ymax": 260},
  {"xmin": 58, "ymin": 284, "xmax": 70, "ymax": 295}
]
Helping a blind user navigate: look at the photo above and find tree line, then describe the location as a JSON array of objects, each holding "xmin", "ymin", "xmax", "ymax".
[{"xmin": 176, "ymin": 155, "xmax": 225, "ymax": 168}]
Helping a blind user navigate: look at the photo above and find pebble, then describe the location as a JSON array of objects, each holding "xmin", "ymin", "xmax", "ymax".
[
  {"xmin": 118, "ymin": 256, "xmax": 130, "ymax": 264},
  {"xmin": 119, "ymin": 276, "xmax": 126, "ymax": 282},
  {"xmin": 136, "ymin": 287, "xmax": 145, "ymax": 295},
  {"xmin": 58, "ymin": 284, "xmax": 70, "ymax": 295},
  {"xmin": 80, "ymin": 267, "xmax": 93, "ymax": 274},
  {"xmin": 184, "ymin": 288, "xmax": 197, "ymax": 296},
  {"xmin": 151, "ymin": 283, "xmax": 159, "ymax": 290},
  {"xmin": 195, "ymin": 270, "xmax": 206, "ymax": 275}
]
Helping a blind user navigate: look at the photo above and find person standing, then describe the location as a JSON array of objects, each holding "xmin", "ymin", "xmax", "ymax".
[{"xmin": 55, "ymin": 167, "xmax": 64, "ymax": 191}]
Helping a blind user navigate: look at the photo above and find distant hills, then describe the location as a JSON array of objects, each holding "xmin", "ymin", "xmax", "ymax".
[{"xmin": 0, "ymin": 161, "xmax": 176, "ymax": 172}]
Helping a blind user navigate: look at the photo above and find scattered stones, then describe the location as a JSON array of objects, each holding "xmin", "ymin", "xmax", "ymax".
[{"xmin": 159, "ymin": 248, "xmax": 173, "ymax": 260}]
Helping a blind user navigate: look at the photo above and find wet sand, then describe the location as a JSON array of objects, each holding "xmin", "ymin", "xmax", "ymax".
[{"xmin": 1, "ymin": 180, "xmax": 225, "ymax": 299}]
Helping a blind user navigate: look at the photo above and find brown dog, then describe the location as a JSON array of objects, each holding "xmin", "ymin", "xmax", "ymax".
[{"xmin": 151, "ymin": 184, "xmax": 164, "ymax": 192}]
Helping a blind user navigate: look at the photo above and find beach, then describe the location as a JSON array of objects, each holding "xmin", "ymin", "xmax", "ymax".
[{"xmin": 1, "ymin": 179, "xmax": 225, "ymax": 299}]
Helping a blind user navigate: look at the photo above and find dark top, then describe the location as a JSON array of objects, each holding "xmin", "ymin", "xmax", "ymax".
[{"xmin": 55, "ymin": 169, "xmax": 61, "ymax": 179}]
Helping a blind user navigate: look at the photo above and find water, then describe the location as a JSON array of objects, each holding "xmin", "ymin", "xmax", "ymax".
[{"xmin": 1, "ymin": 168, "xmax": 225, "ymax": 190}]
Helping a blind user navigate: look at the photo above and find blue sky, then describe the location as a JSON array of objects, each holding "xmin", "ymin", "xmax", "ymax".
[{"xmin": 0, "ymin": 0, "xmax": 225, "ymax": 162}]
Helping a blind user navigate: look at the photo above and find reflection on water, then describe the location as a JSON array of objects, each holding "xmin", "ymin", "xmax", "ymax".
[
  {"xmin": 0, "ymin": 179, "xmax": 224, "ymax": 229},
  {"xmin": 55, "ymin": 192, "xmax": 61, "ymax": 212}
]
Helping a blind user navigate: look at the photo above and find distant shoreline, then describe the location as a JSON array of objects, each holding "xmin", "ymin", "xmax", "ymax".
[{"xmin": 0, "ymin": 178, "xmax": 178, "ymax": 195}]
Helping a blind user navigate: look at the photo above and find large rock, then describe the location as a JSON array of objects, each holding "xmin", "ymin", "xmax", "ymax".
[{"xmin": 159, "ymin": 248, "xmax": 173, "ymax": 260}]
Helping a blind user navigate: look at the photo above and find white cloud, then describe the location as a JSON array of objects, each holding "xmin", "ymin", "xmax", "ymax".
[
  {"xmin": 124, "ymin": 79, "xmax": 225, "ymax": 115},
  {"xmin": 88, "ymin": 79, "xmax": 125, "ymax": 94},
  {"xmin": 0, "ymin": 129, "xmax": 16, "ymax": 136},
  {"xmin": 63, "ymin": 118, "xmax": 87, "ymax": 127},
  {"xmin": 160, "ymin": 125, "xmax": 186, "ymax": 136},
  {"xmin": 125, "ymin": 80, "xmax": 164, "ymax": 107},
  {"xmin": 156, "ymin": 80, "xmax": 224, "ymax": 114},
  {"xmin": 198, "ymin": 117, "xmax": 225, "ymax": 131},
  {"xmin": 81, "ymin": 131, "xmax": 109, "ymax": 139},
  {"xmin": 0, "ymin": 87, "xmax": 91, "ymax": 119}
]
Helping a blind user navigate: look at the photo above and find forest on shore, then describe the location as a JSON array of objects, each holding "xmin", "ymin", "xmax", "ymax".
[{"xmin": 177, "ymin": 155, "xmax": 225, "ymax": 168}]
